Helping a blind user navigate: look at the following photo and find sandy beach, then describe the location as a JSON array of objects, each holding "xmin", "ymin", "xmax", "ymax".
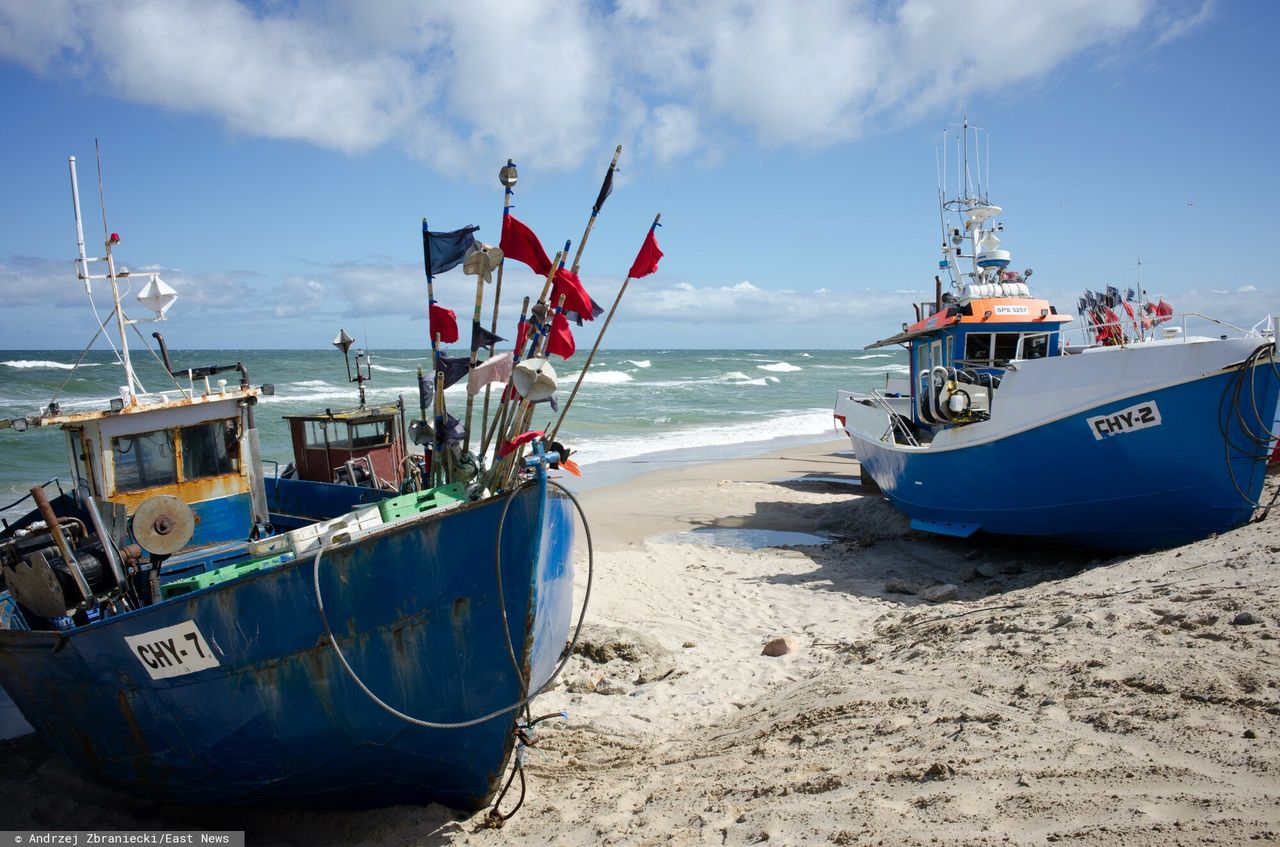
[{"xmin": 3, "ymin": 439, "xmax": 1279, "ymax": 845}]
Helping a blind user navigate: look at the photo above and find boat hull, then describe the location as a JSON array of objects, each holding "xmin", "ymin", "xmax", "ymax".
[
  {"xmin": 843, "ymin": 356, "xmax": 1280, "ymax": 552},
  {"xmin": 0, "ymin": 480, "xmax": 574, "ymax": 810}
]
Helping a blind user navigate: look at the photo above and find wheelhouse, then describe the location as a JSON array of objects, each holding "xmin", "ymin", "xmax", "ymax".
[{"xmin": 283, "ymin": 403, "xmax": 407, "ymax": 488}]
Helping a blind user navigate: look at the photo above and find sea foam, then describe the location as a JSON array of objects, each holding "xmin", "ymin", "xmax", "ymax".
[{"xmin": 3, "ymin": 360, "xmax": 96, "ymax": 370}]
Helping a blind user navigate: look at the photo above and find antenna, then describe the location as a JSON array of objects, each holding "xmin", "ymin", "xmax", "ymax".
[{"xmin": 90, "ymin": 141, "xmax": 138, "ymax": 397}]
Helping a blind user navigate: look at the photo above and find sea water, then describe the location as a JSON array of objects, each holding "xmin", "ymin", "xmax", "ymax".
[{"xmin": 0, "ymin": 348, "xmax": 907, "ymax": 512}]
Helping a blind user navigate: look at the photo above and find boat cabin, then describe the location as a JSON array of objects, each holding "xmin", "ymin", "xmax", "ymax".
[
  {"xmin": 283, "ymin": 403, "xmax": 407, "ymax": 489},
  {"xmin": 10, "ymin": 384, "xmax": 263, "ymax": 552},
  {"xmin": 869, "ymin": 279, "xmax": 1073, "ymax": 429}
]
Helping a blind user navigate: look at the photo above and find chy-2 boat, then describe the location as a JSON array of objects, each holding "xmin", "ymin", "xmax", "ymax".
[
  {"xmin": 0, "ymin": 153, "xmax": 588, "ymax": 812},
  {"xmin": 834, "ymin": 121, "xmax": 1279, "ymax": 553}
]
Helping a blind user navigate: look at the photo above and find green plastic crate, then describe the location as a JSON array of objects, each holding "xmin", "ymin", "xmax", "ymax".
[
  {"xmin": 161, "ymin": 552, "xmax": 295, "ymax": 599},
  {"xmin": 377, "ymin": 482, "xmax": 467, "ymax": 523}
]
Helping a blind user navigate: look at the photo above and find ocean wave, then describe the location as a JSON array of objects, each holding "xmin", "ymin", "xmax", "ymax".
[
  {"xmin": 576, "ymin": 371, "xmax": 633, "ymax": 385},
  {"xmin": 571, "ymin": 409, "xmax": 835, "ymax": 466},
  {"xmin": 3, "ymin": 360, "xmax": 98, "ymax": 370},
  {"xmin": 370, "ymin": 364, "xmax": 411, "ymax": 373},
  {"xmin": 625, "ymin": 360, "xmax": 651, "ymax": 368},
  {"xmin": 855, "ymin": 353, "xmax": 895, "ymax": 359},
  {"xmin": 757, "ymin": 362, "xmax": 801, "ymax": 373}
]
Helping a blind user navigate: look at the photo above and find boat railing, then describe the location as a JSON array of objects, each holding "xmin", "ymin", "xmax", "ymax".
[
  {"xmin": 868, "ymin": 389, "xmax": 920, "ymax": 447},
  {"xmin": 1056, "ymin": 310, "xmax": 1267, "ymax": 352}
]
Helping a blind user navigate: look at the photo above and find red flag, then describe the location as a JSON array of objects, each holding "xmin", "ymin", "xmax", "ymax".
[
  {"xmin": 501, "ymin": 214, "xmax": 552, "ymax": 276},
  {"xmin": 514, "ymin": 316, "xmax": 530, "ymax": 355},
  {"xmin": 1154, "ymin": 298, "xmax": 1173, "ymax": 324},
  {"xmin": 546, "ymin": 312, "xmax": 576, "ymax": 360},
  {"xmin": 498, "ymin": 429, "xmax": 544, "ymax": 459},
  {"xmin": 429, "ymin": 303, "xmax": 459, "ymax": 344},
  {"xmin": 628, "ymin": 226, "xmax": 663, "ymax": 279},
  {"xmin": 551, "ymin": 268, "xmax": 593, "ymax": 319}
]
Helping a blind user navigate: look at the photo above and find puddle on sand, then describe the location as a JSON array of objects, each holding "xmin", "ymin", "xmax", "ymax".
[{"xmin": 651, "ymin": 527, "xmax": 831, "ymax": 550}]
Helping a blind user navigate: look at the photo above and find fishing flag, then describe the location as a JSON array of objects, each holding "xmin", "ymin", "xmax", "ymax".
[
  {"xmin": 514, "ymin": 315, "xmax": 531, "ymax": 355},
  {"xmin": 546, "ymin": 312, "xmax": 576, "ymax": 360},
  {"xmin": 439, "ymin": 412, "xmax": 466, "ymax": 445},
  {"xmin": 500, "ymin": 214, "xmax": 552, "ymax": 276},
  {"xmin": 471, "ymin": 320, "xmax": 504, "ymax": 353},
  {"xmin": 467, "ymin": 352, "xmax": 512, "ymax": 396},
  {"xmin": 436, "ymin": 352, "xmax": 470, "ymax": 389},
  {"xmin": 566, "ymin": 297, "xmax": 605, "ymax": 326},
  {"xmin": 628, "ymin": 220, "xmax": 664, "ymax": 279},
  {"xmin": 551, "ymin": 268, "xmax": 594, "ymax": 319},
  {"xmin": 1126, "ymin": 288, "xmax": 1136, "ymax": 302},
  {"xmin": 423, "ymin": 224, "xmax": 479, "ymax": 276},
  {"xmin": 429, "ymin": 303, "xmax": 459, "ymax": 344},
  {"xmin": 498, "ymin": 429, "xmax": 544, "ymax": 459},
  {"xmin": 1154, "ymin": 298, "xmax": 1174, "ymax": 324},
  {"xmin": 593, "ymin": 161, "xmax": 614, "ymax": 215},
  {"xmin": 416, "ymin": 371, "xmax": 432, "ymax": 410}
]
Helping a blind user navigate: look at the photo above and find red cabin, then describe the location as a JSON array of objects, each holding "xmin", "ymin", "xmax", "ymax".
[{"xmin": 283, "ymin": 403, "xmax": 407, "ymax": 489}]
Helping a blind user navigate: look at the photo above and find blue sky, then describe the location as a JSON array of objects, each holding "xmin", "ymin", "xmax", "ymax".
[{"xmin": 0, "ymin": 0, "xmax": 1274, "ymax": 351}]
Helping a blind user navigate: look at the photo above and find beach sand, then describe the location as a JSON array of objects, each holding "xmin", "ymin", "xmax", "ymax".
[{"xmin": 3, "ymin": 439, "xmax": 1279, "ymax": 844}]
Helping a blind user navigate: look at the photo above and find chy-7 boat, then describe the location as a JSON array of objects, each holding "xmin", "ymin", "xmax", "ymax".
[
  {"xmin": 0, "ymin": 154, "xmax": 582, "ymax": 811},
  {"xmin": 835, "ymin": 121, "xmax": 1279, "ymax": 553}
]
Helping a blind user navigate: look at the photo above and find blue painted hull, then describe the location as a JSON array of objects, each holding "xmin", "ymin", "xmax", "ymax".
[
  {"xmin": 0, "ymin": 479, "xmax": 574, "ymax": 810},
  {"xmin": 851, "ymin": 363, "xmax": 1280, "ymax": 552}
]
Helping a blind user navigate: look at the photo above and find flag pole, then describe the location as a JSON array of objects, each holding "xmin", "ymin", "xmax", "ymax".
[
  {"xmin": 422, "ymin": 221, "xmax": 452, "ymax": 485},
  {"xmin": 548, "ymin": 213, "xmax": 661, "ymax": 444},
  {"xmin": 478, "ymin": 160, "xmax": 518, "ymax": 457},
  {"xmin": 525, "ymin": 241, "xmax": 571, "ymax": 359},
  {"xmin": 570, "ymin": 144, "xmax": 621, "ymax": 275},
  {"xmin": 461, "ymin": 267, "xmax": 487, "ymax": 456},
  {"xmin": 496, "ymin": 293, "xmax": 566, "ymax": 489},
  {"xmin": 487, "ymin": 248, "xmax": 562, "ymax": 487},
  {"xmin": 480, "ymin": 296, "xmax": 530, "ymax": 461},
  {"xmin": 433, "ymin": 332, "xmax": 448, "ymax": 485}
]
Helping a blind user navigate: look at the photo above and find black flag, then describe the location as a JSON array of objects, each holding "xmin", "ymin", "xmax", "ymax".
[
  {"xmin": 565, "ymin": 297, "xmax": 605, "ymax": 327},
  {"xmin": 592, "ymin": 163, "xmax": 614, "ymax": 216},
  {"xmin": 471, "ymin": 321, "xmax": 505, "ymax": 353},
  {"xmin": 436, "ymin": 352, "xmax": 470, "ymax": 389},
  {"xmin": 423, "ymin": 224, "xmax": 479, "ymax": 276}
]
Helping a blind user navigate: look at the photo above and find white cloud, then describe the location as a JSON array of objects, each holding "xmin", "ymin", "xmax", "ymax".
[
  {"xmin": 0, "ymin": 0, "xmax": 1162, "ymax": 172},
  {"xmin": 1153, "ymin": 0, "xmax": 1215, "ymax": 47}
]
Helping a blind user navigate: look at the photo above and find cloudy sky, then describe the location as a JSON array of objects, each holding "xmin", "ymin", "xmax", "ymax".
[{"xmin": 0, "ymin": 0, "xmax": 1274, "ymax": 350}]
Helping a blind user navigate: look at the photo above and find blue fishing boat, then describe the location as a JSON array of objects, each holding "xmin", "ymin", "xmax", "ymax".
[
  {"xmin": 0, "ymin": 154, "xmax": 586, "ymax": 811},
  {"xmin": 835, "ymin": 121, "xmax": 1279, "ymax": 553}
]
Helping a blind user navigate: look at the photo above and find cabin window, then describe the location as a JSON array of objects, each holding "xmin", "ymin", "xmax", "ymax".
[
  {"xmin": 349, "ymin": 421, "xmax": 390, "ymax": 449},
  {"xmin": 964, "ymin": 333, "xmax": 992, "ymax": 365},
  {"xmin": 181, "ymin": 420, "xmax": 237, "ymax": 480},
  {"xmin": 304, "ymin": 420, "xmax": 333, "ymax": 449},
  {"xmin": 112, "ymin": 430, "xmax": 177, "ymax": 492},
  {"xmin": 992, "ymin": 333, "xmax": 1019, "ymax": 365},
  {"xmin": 1020, "ymin": 333, "xmax": 1049, "ymax": 360},
  {"xmin": 963, "ymin": 332, "xmax": 1031, "ymax": 367}
]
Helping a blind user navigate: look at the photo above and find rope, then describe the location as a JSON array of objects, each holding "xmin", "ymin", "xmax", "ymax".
[
  {"xmin": 1216, "ymin": 342, "xmax": 1280, "ymax": 511},
  {"xmin": 311, "ymin": 475, "xmax": 594, "ymax": 730}
]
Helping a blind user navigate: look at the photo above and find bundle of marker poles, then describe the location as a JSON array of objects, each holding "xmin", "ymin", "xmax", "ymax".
[
  {"xmin": 479, "ymin": 146, "xmax": 622, "ymax": 490},
  {"xmin": 421, "ymin": 145, "xmax": 655, "ymax": 492}
]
